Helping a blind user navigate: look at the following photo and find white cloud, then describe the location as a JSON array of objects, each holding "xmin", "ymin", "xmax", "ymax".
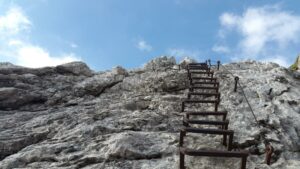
[
  {"xmin": 261, "ymin": 56, "xmax": 289, "ymax": 67},
  {"xmin": 212, "ymin": 45, "xmax": 230, "ymax": 53},
  {"xmin": 0, "ymin": 6, "xmax": 31, "ymax": 35},
  {"xmin": 167, "ymin": 48, "xmax": 200, "ymax": 61},
  {"xmin": 0, "ymin": 5, "xmax": 81, "ymax": 68},
  {"xmin": 218, "ymin": 5, "xmax": 300, "ymax": 67},
  {"xmin": 220, "ymin": 13, "xmax": 239, "ymax": 28},
  {"xmin": 70, "ymin": 42, "xmax": 78, "ymax": 48},
  {"xmin": 136, "ymin": 40, "xmax": 152, "ymax": 52},
  {"xmin": 16, "ymin": 45, "xmax": 79, "ymax": 68},
  {"xmin": 8, "ymin": 39, "xmax": 23, "ymax": 46}
]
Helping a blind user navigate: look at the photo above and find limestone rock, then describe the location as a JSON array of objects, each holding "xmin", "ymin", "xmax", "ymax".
[
  {"xmin": 56, "ymin": 61, "xmax": 93, "ymax": 76},
  {"xmin": 179, "ymin": 57, "xmax": 197, "ymax": 69},
  {"xmin": 144, "ymin": 56, "xmax": 176, "ymax": 71},
  {"xmin": 0, "ymin": 58, "xmax": 300, "ymax": 169},
  {"xmin": 74, "ymin": 67, "xmax": 128, "ymax": 96},
  {"xmin": 0, "ymin": 87, "xmax": 46, "ymax": 110}
]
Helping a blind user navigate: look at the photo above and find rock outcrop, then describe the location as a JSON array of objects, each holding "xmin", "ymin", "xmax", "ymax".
[{"xmin": 0, "ymin": 58, "xmax": 299, "ymax": 169}]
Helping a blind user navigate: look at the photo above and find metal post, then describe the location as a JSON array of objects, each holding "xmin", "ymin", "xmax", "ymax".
[
  {"xmin": 223, "ymin": 124, "xmax": 228, "ymax": 146},
  {"xmin": 228, "ymin": 134, "xmax": 233, "ymax": 151},
  {"xmin": 179, "ymin": 130, "xmax": 186, "ymax": 146},
  {"xmin": 179, "ymin": 151, "xmax": 185, "ymax": 169},
  {"xmin": 217, "ymin": 60, "xmax": 220, "ymax": 70},
  {"xmin": 215, "ymin": 101, "xmax": 218, "ymax": 112},
  {"xmin": 241, "ymin": 157, "xmax": 247, "ymax": 169},
  {"xmin": 181, "ymin": 102, "xmax": 185, "ymax": 112},
  {"xmin": 234, "ymin": 76, "xmax": 239, "ymax": 92},
  {"xmin": 265, "ymin": 144, "xmax": 274, "ymax": 165}
]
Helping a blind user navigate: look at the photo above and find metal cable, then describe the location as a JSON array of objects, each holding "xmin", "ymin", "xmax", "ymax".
[{"xmin": 219, "ymin": 63, "xmax": 259, "ymax": 125}]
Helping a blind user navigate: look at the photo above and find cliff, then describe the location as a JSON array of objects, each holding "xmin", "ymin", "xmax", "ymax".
[{"xmin": 0, "ymin": 57, "xmax": 299, "ymax": 169}]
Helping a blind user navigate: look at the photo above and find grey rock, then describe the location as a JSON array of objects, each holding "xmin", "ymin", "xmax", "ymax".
[
  {"xmin": 292, "ymin": 70, "xmax": 300, "ymax": 79},
  {"xmin": 178, "ymin": 57, "xmax": 197, "ymax": 69},
  {"xmin": 0, "ymin": 58, "xmax": 299, "ymax": 169},
  {"xmin": 144, "ymin": 56, "xmax": 176, "ymax": 71},
  {"xmin": 74, "ymin": 66, "xmax": 128, "ymax": 96},
  {"xmin": 56, "ymin": 61, "xmax": 93, "ymax": 77},
  {"xmin": 0, "ymin": 87, "xmax": 46, "ymax": 110}
]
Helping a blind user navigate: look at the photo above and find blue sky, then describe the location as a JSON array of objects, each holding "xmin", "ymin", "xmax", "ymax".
[{"xmin": 0, "ymin": 0, "xmax": 300, "ymax": 70}]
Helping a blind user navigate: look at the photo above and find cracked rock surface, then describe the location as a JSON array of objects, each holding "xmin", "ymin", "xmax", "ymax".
[{"xmin": 0, "ymin": 57, "xmax": 299, "ymax": 169}]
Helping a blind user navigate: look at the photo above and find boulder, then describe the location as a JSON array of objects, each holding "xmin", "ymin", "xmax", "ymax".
[
  {"xmin": 0, "ymin": 87, "xmax": 46, "ymax": 110},
  {"xmin": 144, "ymin": 56, "xmax": 176, "ymax": 71},
  {"xmin": 178, "ymin": 57, "xmax": 197, "ymax": 69},
  {"xmin": 74, "ymin": 66, "xmax": 128, "ymax": 96},
  {"xmin": 56, "ymin": 61, "xmax": 93, "ymax": 76}
]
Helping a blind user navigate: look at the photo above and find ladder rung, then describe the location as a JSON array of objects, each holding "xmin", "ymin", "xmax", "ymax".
[
  {"xmin": 188, "ymin": 92, "xmax": 220, "ymax": 96},
  {"xmin": 188, "ymin": 63, "xmax": 207, "ymax": 66},
  {"xmin": 180, "ymin": 148, "xmax": 248, "ymax": 158},
  {"xmin": 190, "ymin": 86, "xmax": 219, "ymax": 90},
  {"xmin": 185, "ymin": 111, "xmax": 227, "ymax": 121},
  {"xmin": 190, "ymin": 71, "xmax": 214, "ymax": 74},
  {"xmin": 191, "ymin": 77, "xmax": 217, "ymax": 80},
  {"xmin": 185, "ymin": 111, "xmax": 227, "ymax": 116},
  {"xmin": 183, "ymin": 118, "xmax": 229, "ymax": 126},
  {"xmin": 182, "ymin": 127, "xmax": 233, "ymax": 135},
  {"xmin": 183, "ymin": 99, "xmax": 219, "ymax": 104},
  {"xmin": 191, "ymin": 81, "xmax": 219, "ymax": 85}
]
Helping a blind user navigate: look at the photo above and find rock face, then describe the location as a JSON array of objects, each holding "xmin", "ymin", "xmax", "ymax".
[{"xmin": 0, "ymin": 58, "xmax": 299, "ymax": 169}]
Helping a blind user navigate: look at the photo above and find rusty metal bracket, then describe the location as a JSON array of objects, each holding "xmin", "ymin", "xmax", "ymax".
[
  {"xmin": 217, "ymin": 60, "xmax": 220, "ymax": 70},
  {"xmin": 265, "ymin": 144, "xmax": 274, "ymax": 165},
  {"xmin": 234, "ymin": 76, "xmax": 239, "ymax": 92}
]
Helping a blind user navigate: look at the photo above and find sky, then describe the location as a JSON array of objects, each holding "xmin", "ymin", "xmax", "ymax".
[{"xmin": 0, "ymin": 0, "xmax": 300, "ymax": 71}]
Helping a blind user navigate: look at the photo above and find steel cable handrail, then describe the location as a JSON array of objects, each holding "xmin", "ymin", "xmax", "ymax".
[{"xmin": 219, "ymin": 63, "xmax": 259, "ymax": 125}]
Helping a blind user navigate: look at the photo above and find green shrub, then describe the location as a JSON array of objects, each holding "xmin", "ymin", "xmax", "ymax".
[{"xmin": 290, "ymin": 55, "xmax": 299, "ymax": 71}]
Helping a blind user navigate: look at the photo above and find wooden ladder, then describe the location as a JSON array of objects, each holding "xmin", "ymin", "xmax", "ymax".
[{"xmin": 179, "ymin": 62, "xmax": 249, "ymax": 169}]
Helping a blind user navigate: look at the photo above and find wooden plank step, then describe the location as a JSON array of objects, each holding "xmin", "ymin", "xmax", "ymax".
[
  {"xmin": 183, "ymin": 99, "xmax": 219, "ymax": 103},
  {"xmin": 188, "ymin": 63, "xmax": 207, "ymax": 66},
  {"xmin": 185, "ymin": 111, "xmax": 227, "ymax": 116},
  {"xmin": 181, "ymin": 99, "xmax": 220, "ymax": 112},
  {"xmin": 183, "ymin": 118, "xmax": 229, "ymax": 126},
  {"xmin": 190, "ymin": 77, "xmax": 217, "ymax": 81},
  {"xmin": 189, "ymin": 86, "xmax": 219, "ymax": 92},
  {"xmin": 188, "ymin": 66, "xmax": 210, "ymax": 72},
  {"xmin": 183, "ymin": 118, "xmax": 229, "ymax": 131},
  {"xmin": 191, "ymin": 83, "xmax": 219, "ymax": 88},
  {"xmin": 180, "ymin": 127, "xmax": 234, "ymax": 150},
  {"xmin": 185, "ymin": 111, "xmax": 227, "ymax": 121},
  {"xmin": 191, "ymin": 81, "xmax": 219, "ymax": 85},
  {"xmin": 180, "ymin": 147, "xmax": 248, "ymax": 157},
  {"xmin": 188, "ymin": 92, "xmax": 220, "ymax": 97},
  {"xmin": 190, "ymin": 71, "xmax": 214, "ymax": 75},
  {"xmin": 187, "ymin": 92, "xmax": 220, "ymax": 99},
  {"xmin": 188, "ymin": 65, "xmax": 209, "ymax": 67},
  {"xmin": 179, "ymin": 148, "xmax": 248, "ymax": 169},
  {"xmin": 183, "ymin": 127, "xmax": 233, "ymax": 135}
]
